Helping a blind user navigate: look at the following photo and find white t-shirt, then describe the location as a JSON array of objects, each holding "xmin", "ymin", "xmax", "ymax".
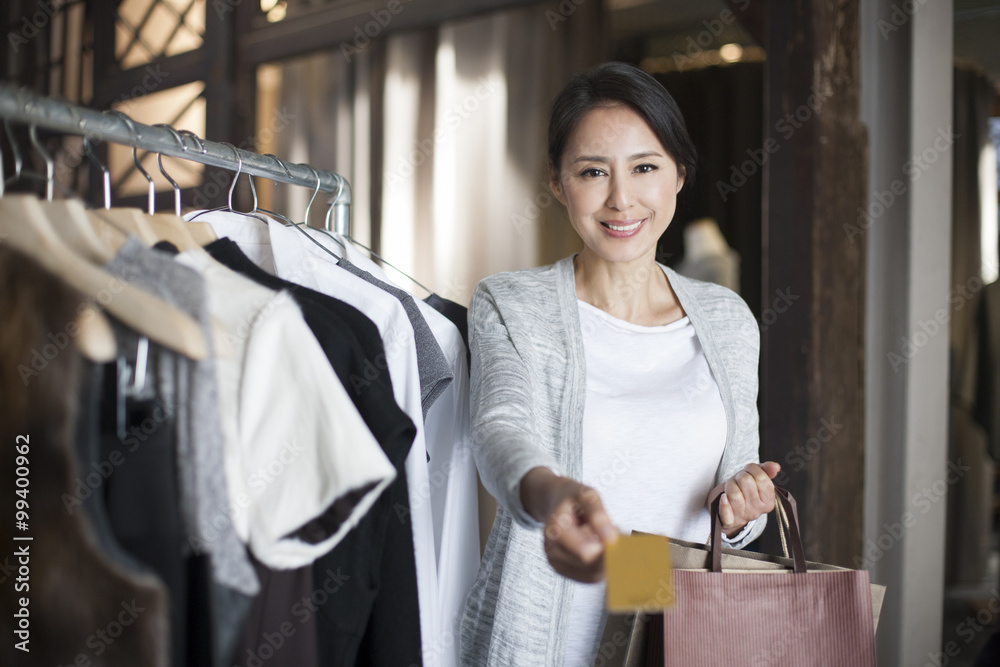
[
  {"xmin": 563, "ymin": 300, "xmax": 728, "ymax": 667},
  {"xmin": 174, "ymin": 247, "xmax": 395, "ymax": 569}
]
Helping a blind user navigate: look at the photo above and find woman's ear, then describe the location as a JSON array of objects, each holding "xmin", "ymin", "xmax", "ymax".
[
  {"xmin": 549, "ymin": 162, "xmax": 567, "ymax": 206},
  {"xmin": 676, "ymin": 165, "xmax": 687, "ymax": 194}
]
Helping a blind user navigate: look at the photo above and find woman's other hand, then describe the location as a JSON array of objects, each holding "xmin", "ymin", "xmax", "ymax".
[
  {"xmin": 520, "ymin": 467, "xmax": 620, "ymax": 583},
  {"xmin": 712, "ymin": 461, "xmax": 781, "ymax": 538}
]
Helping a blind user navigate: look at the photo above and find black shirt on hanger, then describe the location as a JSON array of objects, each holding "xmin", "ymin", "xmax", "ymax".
[{"xmin": 204, "ymin": 238, "xmax": 424, "ymax": 667}]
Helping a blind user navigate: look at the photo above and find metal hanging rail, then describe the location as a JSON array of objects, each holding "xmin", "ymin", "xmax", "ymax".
[{"xmin": 0, "ymin": 84, "xmax": 351, "ymax": 235}]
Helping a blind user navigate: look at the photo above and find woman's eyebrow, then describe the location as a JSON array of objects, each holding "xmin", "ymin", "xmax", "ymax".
[{"xmin": 572, "ymin": 151, "xmax": 663, "ymax": 164}]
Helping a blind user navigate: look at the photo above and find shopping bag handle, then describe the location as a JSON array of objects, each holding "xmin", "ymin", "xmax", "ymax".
[{"xmin": 709, "ymin": 486, "xmax": 807, "ymax": 574}]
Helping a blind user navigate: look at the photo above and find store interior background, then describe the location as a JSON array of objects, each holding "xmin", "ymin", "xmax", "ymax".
[{"xmin": 2, "ymin": 0, "xmax": 1000, "ymax": 664}]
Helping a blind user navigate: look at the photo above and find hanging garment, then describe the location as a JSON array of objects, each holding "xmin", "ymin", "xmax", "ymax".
[
  {"xmin": 320, "ymin": 231, "xmax": 480, "ymax": 666},
  {"xmin": 106, "ymin": 237, "xmax": 262, "ymax": 666},
  {"xmin": 191, "ymin": 210, "xmax": 440, "ymax": 666},
  {"xmin": 108, "ymin": 238, "xmax": 258, "ymax": 596},
  {"xmin": 204, "ymin": 237, "xmax": 423, "ymax": 666},
  {"xmin": 172, "ymin": 246, "xmax": 395, "ymax": 568},
  {"xmin": 232, "ymin": 555, "xmax": 320, "ymax": 667},
  {"xmin": 0, "ymin": 247, "xmax": 170, "ymax": 667},
  {"xmin": 424, "ymin": 293, "xmax": 470, "ymax": 364},
  {"xmin": 337, "ymin": 257, "xmax": 453, "ymax": 416}
]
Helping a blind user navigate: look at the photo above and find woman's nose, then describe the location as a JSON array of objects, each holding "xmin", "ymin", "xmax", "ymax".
[{"xmin": 605, "ymin": 174, "xmax": 634, "ymax": 211}]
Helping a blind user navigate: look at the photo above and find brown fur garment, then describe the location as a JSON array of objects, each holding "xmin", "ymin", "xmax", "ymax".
[{"xmin": 0, "ymin": 245, "xmax": 170, "ymax": 667}]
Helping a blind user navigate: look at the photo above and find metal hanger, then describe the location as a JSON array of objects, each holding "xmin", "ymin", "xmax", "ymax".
[
  {"xmin": 84, "ymin": 135, "xmax": 112, "ymax": 209},
  {"xmin": 3, "ymin": 119, "xmax": 21, "ymax": 189},
  {"xmin": 312, "ymin": 167, "xmax": 432, "ymax": 296},
  {"xmin": 151, "ymin": 124, "xmax": 218, "ymax": 246},
  {"xmin": 155, "ymin": 123, "xmax": 185, "ymax": 216},
  {"xmin": 261, "ymin": 159, "xmax": 346, "ymax": 263},
  {"xmin": 187, "ymin": 141, "xmax": 268, "ymax": 223},
  {"xmin": 253, "ymin": 153, "xmax": 299, "ymax": 226},
  {"xmin": 108, "ymin": 110, "xmax": 156, "ymax": 214},
  {"xmin": 28, "ymin": 124, "xmax": 54, "ymax": 201},
  {"xmin": 279, "ymin": 163, "xmax": 435, "ymax": 296}
]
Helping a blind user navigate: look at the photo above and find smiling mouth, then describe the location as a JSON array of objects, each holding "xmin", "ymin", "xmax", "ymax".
[{"xmin": 601, "ymin": 219, "xmax": 644, "ymax": 232}]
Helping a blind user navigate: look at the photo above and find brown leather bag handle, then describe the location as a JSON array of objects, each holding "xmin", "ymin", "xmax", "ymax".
[{"xmin": 709, "ymin": 486, "xmax": 807, "ymax": 574}]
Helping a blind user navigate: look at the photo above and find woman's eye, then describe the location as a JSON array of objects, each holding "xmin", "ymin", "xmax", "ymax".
[
  {"xmin": 580, "ymin": 168, "xmax": 604, "ymax": 178},
  {"xmin": 634, "ymin": 163, "xmax": 658, "ymax": 174}
]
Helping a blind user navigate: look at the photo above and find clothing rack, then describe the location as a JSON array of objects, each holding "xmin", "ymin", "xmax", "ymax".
[{"xmin": 0, "ymin": 84, "xmax": 351, "ymax": 235}]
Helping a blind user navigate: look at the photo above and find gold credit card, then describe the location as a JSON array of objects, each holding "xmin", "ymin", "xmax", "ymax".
[{"xmin": 604, "ymin": 533, "xmax": 675, "ymax": 613}]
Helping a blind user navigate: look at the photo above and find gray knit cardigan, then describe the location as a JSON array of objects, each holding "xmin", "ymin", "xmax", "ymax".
[{"xmin": 460, "ymin": 256, "xmax": 766, "ymax": 666}]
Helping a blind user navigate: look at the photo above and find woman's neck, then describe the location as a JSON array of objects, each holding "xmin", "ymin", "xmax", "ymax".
[{"xmin": 573, "ymin": 248, "xmax": 684, "ymax": 326}]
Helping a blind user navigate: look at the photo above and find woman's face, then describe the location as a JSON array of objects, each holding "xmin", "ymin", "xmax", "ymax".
[{"xmin": 551, "ymin": 104, "xmax": 685, "ymax": 266}]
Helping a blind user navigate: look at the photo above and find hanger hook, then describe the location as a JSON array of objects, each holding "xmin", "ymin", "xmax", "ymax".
[
  {"xmin": 107, "ymin": 110, "xmax": 155, "ymax": 213},
  {"xmin": 178, "ymin": 129, "xmax": 206, "ymax": 154},
  {"xmin": 154, "ymin": 124, "xmax": 186, "ymax": 216},
  {"xmin": 304, "ymin": 165, "xmax": 321, "ymax": 226},
  {"xmin": 220, "ymin": 142, "xmax": 242, "ymax": 213},
  {"xmin": 83, "ymin": 136, "xmax": 113, "ymax": 209},
  {"xmin": 28, "ymin": 123, "xmax": 54, "ymax": 202},
  {"xmin": 325, "ymin": 177, "xmax": 346, "ymax": 231},
  {"xmin": 3, "ymin": 120, "xmax": 23, "ymax": 187},
  {"xmin": 220, "ymin": 142, "xmax": 257, "ymax": 215}
]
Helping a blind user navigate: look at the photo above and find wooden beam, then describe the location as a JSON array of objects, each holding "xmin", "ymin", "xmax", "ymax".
[
  {"xmin": 760, "ymin": 0, "xmax": 866, "ymax": 567},
  {"xmin": 238, "ymin": 0, "xmax": 540, "ymax": 66}
]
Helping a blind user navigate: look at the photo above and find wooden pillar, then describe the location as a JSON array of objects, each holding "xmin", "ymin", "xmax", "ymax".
[{"xmin": 760, "ymin": 0, "xmax": 867, "ymax": 567}]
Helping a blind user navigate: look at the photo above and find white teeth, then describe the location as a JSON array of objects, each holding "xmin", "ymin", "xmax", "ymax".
[{"xmin": 606, "ymin": 220, "xmax": 642, "ymax": 232}]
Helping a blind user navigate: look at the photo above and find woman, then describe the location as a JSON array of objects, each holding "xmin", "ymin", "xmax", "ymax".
[{"xmin": 460, "ymin": 62, "xmax": 780, "ymax": 666}]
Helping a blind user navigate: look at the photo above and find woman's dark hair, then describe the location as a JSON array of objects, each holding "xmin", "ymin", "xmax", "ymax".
[{"xmin": 547, "ymin": 62, "xmax": 697, "ymax": 189}]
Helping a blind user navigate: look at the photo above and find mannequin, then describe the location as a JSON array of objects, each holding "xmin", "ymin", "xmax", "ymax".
[{"xmin": 676, "ymin": 217, "xmax": 741, "ymax": 293}]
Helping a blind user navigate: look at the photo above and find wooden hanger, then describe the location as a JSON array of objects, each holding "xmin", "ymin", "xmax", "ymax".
[
  {"xmin": 76, "ymin": 303, "xmax": 117, "ymax": 363},
  {"xmin": 22, "ymin": 126, "xmax": 115, "ymax": 265},
  {"xmin": 1, "ymin": 125, "xmax": 116, "ymax": 362},
  {"xmin": 0, "ymin": 194, "xmax": 208, "ymax": 360}
]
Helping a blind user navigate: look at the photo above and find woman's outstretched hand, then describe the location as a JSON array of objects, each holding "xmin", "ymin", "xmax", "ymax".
[
  {"xmin": 520, "ymin": 467, "xmax": 620, "ymax": 583},
  {"xmin": 709, "ymin": 461, "xmax": 782, "ymax": 538}
]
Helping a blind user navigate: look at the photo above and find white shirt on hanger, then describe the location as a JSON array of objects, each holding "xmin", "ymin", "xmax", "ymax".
[
  {"xmin": 317, "ymin": 230, "xmax": 480, "ymax": 667},
  {"xmin": 174, "ymin": 247, "xmax": 395, "ymax": 570},
  {"xmin": 191, "ymin": 211, "xmax": 441, "ymax": 666}
]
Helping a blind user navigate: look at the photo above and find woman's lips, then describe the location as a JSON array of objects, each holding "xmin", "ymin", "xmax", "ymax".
[{"xmin": 600, "ymin": 218, "xmax": 646, "ymax": 238}]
